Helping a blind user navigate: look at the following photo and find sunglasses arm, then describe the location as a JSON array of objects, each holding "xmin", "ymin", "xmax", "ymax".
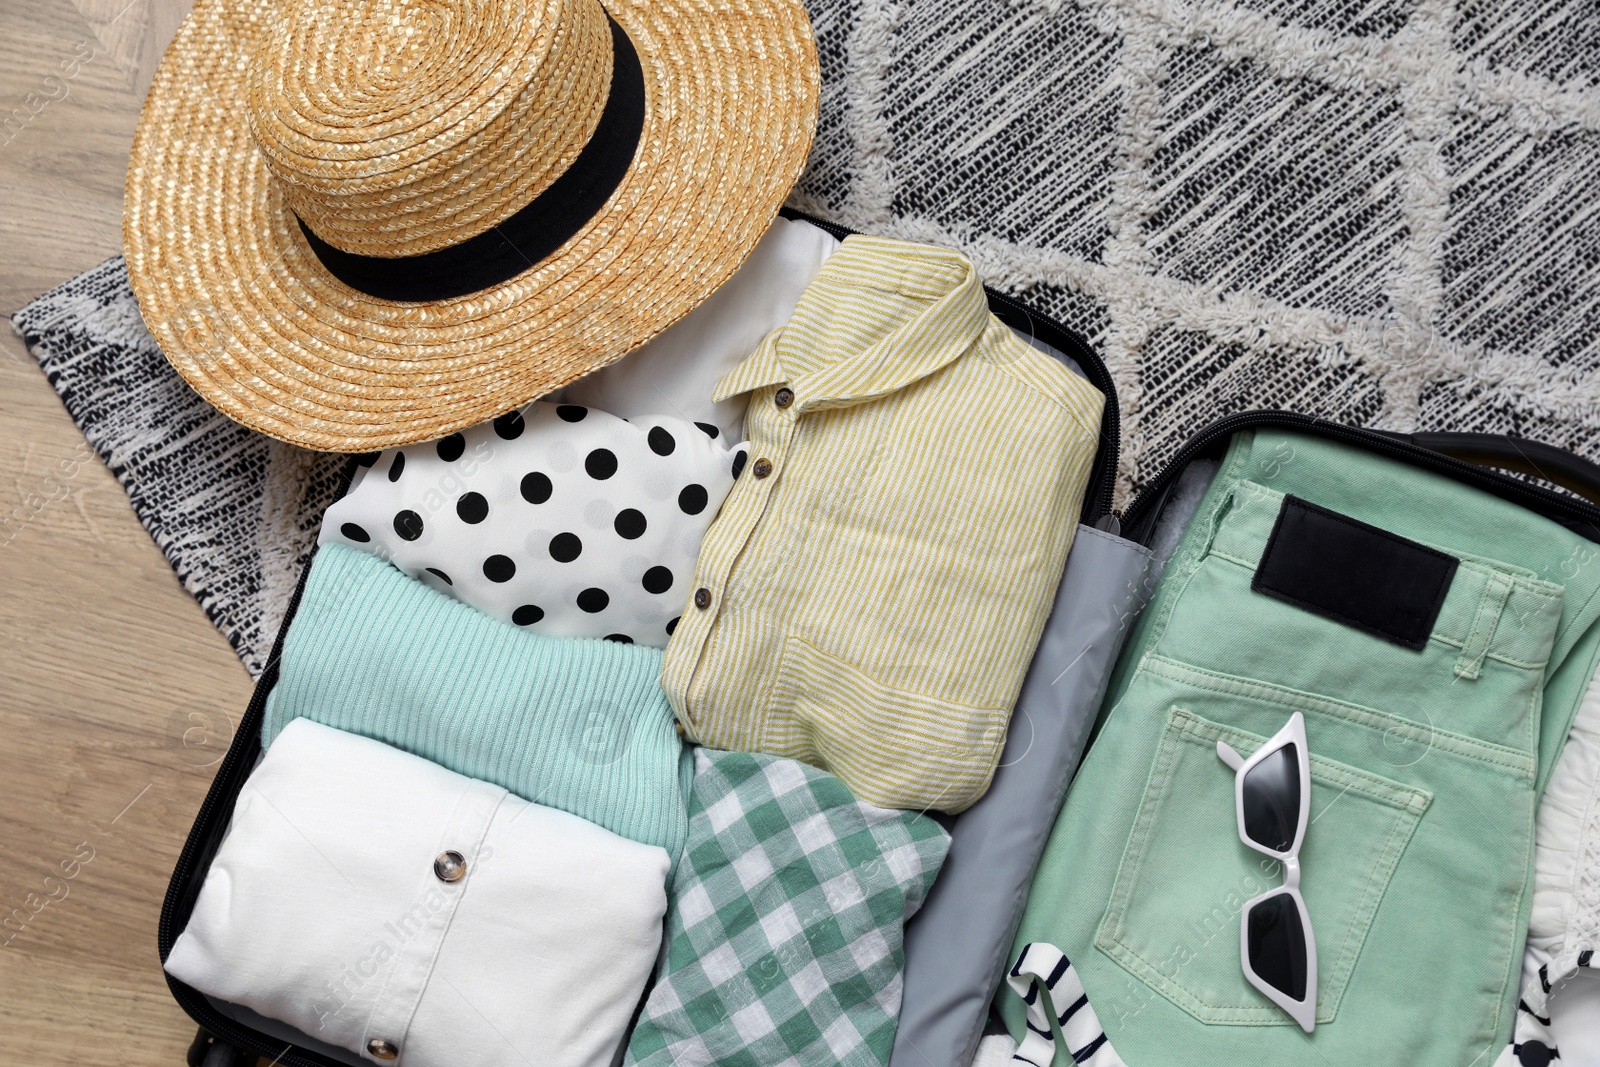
[{"xmin": 1216, "ymin": 740, "xmax": 1245, "ymax": 771}]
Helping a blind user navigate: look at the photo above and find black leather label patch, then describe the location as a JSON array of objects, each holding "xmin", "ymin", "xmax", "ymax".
[{"xmin": 1252, "ymin": 495, "xmax": 1458, "ymax": 651}]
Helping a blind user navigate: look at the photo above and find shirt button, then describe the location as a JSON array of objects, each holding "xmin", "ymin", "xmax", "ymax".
[
  {"xmin": 774, "ymin": 387, "xmax": 794, "ymax": 409},
  {"xmin": 752, "ymin": 458, "xmax": 773, "ymax": 479},
  {"xmin": 694, "ymin": 588, "xmax": 712, "ymax": 610},
  {"xmin": 367, "ymin": 1038, "xmax": 400, "ymax": 1060},
  {"xmin": 433, "ymin": 850, "xmax": 467, "ymax": 883}
]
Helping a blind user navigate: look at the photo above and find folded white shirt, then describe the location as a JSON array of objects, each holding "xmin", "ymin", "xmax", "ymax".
[
  {"xmin": 165, "ymin": 719, "xmax": 670, "ymax": 1067},
  {"xmin": 556, "ymin": 217, "xmax": 840, "ymax": 443}
]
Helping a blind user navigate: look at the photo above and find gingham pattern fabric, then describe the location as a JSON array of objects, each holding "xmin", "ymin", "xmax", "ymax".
[
  {"xmin": 662, "ymin": 235, "xmax": 1103, "ymax": 814},
  {"xmin": 625, "ymin": 748, "xmax": 950, "ymax": 1067}
]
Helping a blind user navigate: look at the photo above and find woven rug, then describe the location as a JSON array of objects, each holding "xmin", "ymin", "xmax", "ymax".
[{"xmin": 13, "ymin": 0, "xmax": 1600, "ymax": 675}]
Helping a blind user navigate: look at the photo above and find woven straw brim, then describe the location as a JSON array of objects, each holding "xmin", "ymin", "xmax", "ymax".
[{"xmin": 123, "ymin": 0, "xmax": 819, "ymax": 452}]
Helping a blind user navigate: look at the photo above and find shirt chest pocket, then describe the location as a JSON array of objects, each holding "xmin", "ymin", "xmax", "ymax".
[
  {"xmin": 1094, "ymin": 706, "xmax": 1432, "ymax": 1027},
  {"xmin": 763, "ymin": 635, "xmax": 1010, "ymax": 813}
]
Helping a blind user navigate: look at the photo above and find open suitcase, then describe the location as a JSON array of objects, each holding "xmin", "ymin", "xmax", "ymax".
[{"xmin": 161, "ymin": 209, "xmax": 1600, "ymax": 1067}]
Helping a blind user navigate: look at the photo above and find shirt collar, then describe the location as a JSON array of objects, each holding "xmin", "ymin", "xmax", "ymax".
[
  {"xmin": 713, "ymin": 235, "xmax": 991, "ymax": 413},
  {"xmin": 713, "ymin": 329, "xmax": 788, "ymax": 400}
]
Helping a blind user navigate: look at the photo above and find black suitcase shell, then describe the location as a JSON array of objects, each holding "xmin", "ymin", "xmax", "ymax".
[{"xmin": 158, "ymin": 209, "xmax": 1600, "ymax": 1066}]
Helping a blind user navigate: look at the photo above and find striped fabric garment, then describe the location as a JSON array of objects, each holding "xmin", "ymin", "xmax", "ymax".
[
  {"xmin": 1492, "ymin": 953, "xmax": 1598, "ymax": 1067},
  {"xmin": 1007, "ymin": 942, "xmax": 1126, "ymax": 1067},
  {"xmin": 660, "ymin": 234, "xmax": 1104, "ymax": 813},
  {"xmin": 1493, "ymin": 998, "xmax": 1561, "ymax": 1067}
]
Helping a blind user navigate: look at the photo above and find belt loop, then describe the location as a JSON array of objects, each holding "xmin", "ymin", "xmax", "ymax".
[{"xmin": 1455, "ymin": 571, "xmax": 1514, "ymax": 681}]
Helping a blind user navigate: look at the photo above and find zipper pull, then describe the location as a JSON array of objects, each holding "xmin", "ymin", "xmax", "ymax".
[{"xmin": 1094, "ymin": 511, "xmax": 1122, "ymax": 537}]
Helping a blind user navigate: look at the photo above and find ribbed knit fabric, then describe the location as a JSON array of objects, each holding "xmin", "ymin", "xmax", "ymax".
[{"xmin": 263, "ymin": 542, "xmax": 690, "ymax": 863}]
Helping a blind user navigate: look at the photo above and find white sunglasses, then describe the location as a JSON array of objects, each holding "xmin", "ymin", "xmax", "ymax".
[{"xmin": 1216, "ymin": 711, "xmax": 1318, "ymax": 1033}]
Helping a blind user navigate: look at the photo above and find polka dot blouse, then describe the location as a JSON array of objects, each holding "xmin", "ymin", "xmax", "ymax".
[{"xmin": 319, "ymin": 402, "xmax": 743, "ymax": 648}]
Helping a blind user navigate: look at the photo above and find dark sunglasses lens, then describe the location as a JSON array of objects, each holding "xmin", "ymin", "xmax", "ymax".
[
  {"xmin": 1246, "ymin": 892, "xmax": 1308, "ymax": 1002},
  {"xmin": 1241, "ymin": 742, "xmax": 1301, "ymax": 852}
]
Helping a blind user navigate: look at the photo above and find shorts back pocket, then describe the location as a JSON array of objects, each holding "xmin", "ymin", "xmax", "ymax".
[{"xmin": 1095, "ymin": 706, "xmax": 1431, "ymax": 1026}]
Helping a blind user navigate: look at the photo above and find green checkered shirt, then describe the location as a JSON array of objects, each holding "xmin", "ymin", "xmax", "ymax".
[{"xmin": 626, "ymin": 748, "xmax": 950, "ymax": 1066}]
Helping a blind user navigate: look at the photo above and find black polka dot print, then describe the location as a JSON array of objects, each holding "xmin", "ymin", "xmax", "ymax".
[
  {"xmin": 731, "ymin": 450, "xmax": 748, "ymax": 479},
  {"xmin": 493, "ymin": 410, "xmax": 525, "ymax": 439},
  {"xmin": 393, "ymin": 510, "xmax": 424, "ymax": 541},
  {"xmin": 1519, "ymin": 1042, "xmax": 1553, "ymax": 1067},
  {"xmin": 436, "ymin": 434, "xmax": 466, "ymax": 462},
  {"xmin": 456, "ymin": 492, "xmax": 489, "ymax": 524},
  {"xmin": 648, "ymin": 427, "xmax": 676, "ymax": 456},
  {"xmin": 665, "ymin": 616, "xmax": 680, "ymax": 636},
  {"xmin": 521, "ymin": 471, "xmax": 553, "ymax": 505},
  {"xmin": 604, "ymin": 633, "xmax": 634, "ymax": 644},
  {"xmin": 324, "ymin": 403, "xmax": 742, "ymax": 650},
  {"xmin": 678, "ymin": 484, "xmax": 708, "ymax": 515},
  {"xmin": 614, "ymin": 509, "xmax": 647, "ymax": 539},
  {"xmin": 549, "ymin": 532, "xmax": 583, "ymax": 563}
]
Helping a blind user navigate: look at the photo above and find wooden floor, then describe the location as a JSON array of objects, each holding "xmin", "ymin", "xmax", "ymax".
[{"xmin": 0, "ymin": 0, "xmax": 261, "ymax": 1063}]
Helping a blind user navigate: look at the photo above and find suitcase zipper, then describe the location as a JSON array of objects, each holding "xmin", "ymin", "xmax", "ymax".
[{"xmin": 1118, "ymin": 411, "xmax": 1600, "ymax": 546}]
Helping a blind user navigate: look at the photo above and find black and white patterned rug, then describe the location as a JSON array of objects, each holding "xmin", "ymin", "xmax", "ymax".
[{"xmin": 13, "ymin": 0, "xmax": 1600, "ymax": 675}]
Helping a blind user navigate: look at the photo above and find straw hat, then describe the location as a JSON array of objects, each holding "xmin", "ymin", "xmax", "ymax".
[{"xmin": 123, "ymin": 0, "xmax": 819, "ymax": 452}]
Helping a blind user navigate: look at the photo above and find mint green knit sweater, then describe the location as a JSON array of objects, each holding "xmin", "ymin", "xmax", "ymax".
[{"xmin": 262, "ymin": 542, "xmax": 690, "ymax": 863}]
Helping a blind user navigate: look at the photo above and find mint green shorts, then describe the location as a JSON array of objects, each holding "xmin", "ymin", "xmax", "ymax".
[{"xmin": 1006, "ymin": 429, "xmax": 1600, "ymax": 1066}]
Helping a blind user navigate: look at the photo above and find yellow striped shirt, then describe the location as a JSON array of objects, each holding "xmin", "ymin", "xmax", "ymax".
[{"xmin": 660, "ymin": 235, "xmax": 1105, "ymax": 812}]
